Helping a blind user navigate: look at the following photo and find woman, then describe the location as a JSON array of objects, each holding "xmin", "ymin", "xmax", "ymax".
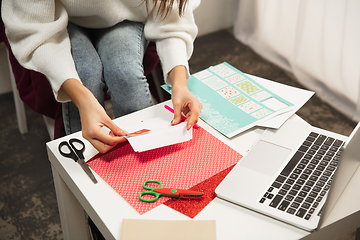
[{"xmin": 2, "ymin": 0, "xmax": 202, "ymax": 153}]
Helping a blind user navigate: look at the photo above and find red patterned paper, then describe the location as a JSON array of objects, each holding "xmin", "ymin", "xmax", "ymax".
[
  {"xmin": 164, "ymin": 164, "xmax": 236, "ymax": 218},
  {"xmin": 87, "ymin": 127, "xmax": 242, "ymax": 215}
]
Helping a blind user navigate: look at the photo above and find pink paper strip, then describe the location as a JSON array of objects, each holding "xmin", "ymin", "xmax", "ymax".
[{"xmin": 87, "ymin": 127, "xmax": 242, "ymax": 215}]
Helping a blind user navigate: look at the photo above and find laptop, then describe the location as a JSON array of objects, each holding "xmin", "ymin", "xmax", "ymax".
[{"xmin": 215, "ymin": 116, "xmax": 360, "ymax": 231}]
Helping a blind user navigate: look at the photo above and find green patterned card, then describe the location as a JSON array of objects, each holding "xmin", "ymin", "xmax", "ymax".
[{"xmin": 162, "ymin": 62, "xmax": 294, "ymax": 138}]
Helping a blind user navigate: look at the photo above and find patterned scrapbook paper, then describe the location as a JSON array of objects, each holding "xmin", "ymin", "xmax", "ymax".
[
  {"xmin": 87, "ymin": 127, "xmax": 242, "ymax": 215},
  {"xmin": 229, "ymin": 95, "xmax": 249, "ymax": 106},
  {"xmin": 239, "ymin": 101, "xmax": 262, "ymax": 113},
  {"xmin": 162, "ymin": 62, "xmax": 295, "ymax": 137},
  {"xmin": 193, "ymin": 70, "xmax": 213, "ymax": 80},
  {"xmin": 217, "ymin": 86, "xmax": 240, "ymax": 99},
  {"xmin": 235, "ymin": 80, "xmax": 261, "ymax": 95},
  {"xmin": 225, "ymin": 74, "xmax": 246, "ymax": 84},
  {"xmin": 203, "ymin": 76, "xmax": 228, "ymax": 90},
  {"xmin": 210, "ymin": 64, "xmax": 237, "ymax": 78}
]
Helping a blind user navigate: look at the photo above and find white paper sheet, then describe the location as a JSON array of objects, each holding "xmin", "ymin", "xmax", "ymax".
[
  {"xmin": 249, "ymin": 74, "xmax": 314, "ymax": 129},
  {"xmin": 123, "ymin": 115, "xmax": 192, "ymax": 152}
]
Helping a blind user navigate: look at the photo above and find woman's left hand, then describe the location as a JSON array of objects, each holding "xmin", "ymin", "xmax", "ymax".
[{"xmin": 169, "ymin": 66, "xmax": 202, "ymax": 130}]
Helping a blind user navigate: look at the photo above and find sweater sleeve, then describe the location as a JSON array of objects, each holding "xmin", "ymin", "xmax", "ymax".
[
  {"xmin": 1, "ymin": 0, "xmax": 81, "ymax": 102},
  {"xmin": 144, "ymin": 0, "xmax": 200, "ymax": 86}
]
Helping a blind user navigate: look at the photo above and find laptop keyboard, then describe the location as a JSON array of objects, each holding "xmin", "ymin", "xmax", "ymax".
[{"xmin": 259, "ymin": 132, "xmax": 344, "ymax": 220}]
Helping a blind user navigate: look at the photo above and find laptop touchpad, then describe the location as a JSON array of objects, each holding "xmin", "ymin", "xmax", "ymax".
[{"xmin": 239, "ymin": 140, "xmax": 292, "ymax": 176}]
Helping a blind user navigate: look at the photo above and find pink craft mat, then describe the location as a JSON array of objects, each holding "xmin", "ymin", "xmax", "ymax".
[{"xmin": 87, "ymin": 127, "xmax": 242, "ymax": 215}]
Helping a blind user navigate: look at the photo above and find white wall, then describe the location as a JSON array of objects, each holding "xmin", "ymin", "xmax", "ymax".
[
  {"xmin": 194, "ymin": 0, "xmax": 234, "ymax": 37},
  {"xmin": 0, "ymin": 1, "xmax": 234, "ymax": 94}
]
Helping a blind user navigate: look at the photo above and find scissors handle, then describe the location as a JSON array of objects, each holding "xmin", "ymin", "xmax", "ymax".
[
  {"xmin": 139, "ymin": 191, "xmax": 161, "ymax": 203},
  {"xmin": 139, "ymin": 180, "xmax": 162, "ymax": 203},
  {"xmin": 58, "ymin": 138, "xmax": 85, "ymax": 161},
  {"xmin": 142, "ymin": 180, "xmax": 162, "ymax": 190}
]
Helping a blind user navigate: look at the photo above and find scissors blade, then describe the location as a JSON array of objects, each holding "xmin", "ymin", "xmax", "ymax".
[
  {"xmin": 77, "ymin": 159, "xmax": 98, "ymax": 184},
  {"xmin": 177, "ymin": 189, "xmax": 203, "ymax": 199},
  {"xmin": 154, "ymin": 188, "xmax": 203, "ymax": 199}
]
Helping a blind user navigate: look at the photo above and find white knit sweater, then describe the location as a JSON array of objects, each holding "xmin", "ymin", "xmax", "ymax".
[{"xmin": 1, "ymin": 0, "xmax": 200, "ymax": 102}]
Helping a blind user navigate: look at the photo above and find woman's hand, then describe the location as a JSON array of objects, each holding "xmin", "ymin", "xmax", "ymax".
[
  {"xmin": 62, "ymin": 78, "xmax": 127, "ymax": 153},
  {"xmin": 169, "ymin": 66, "xmax": 202, "ymax": 130},
  {"xmin": 78, "ymin": 95, "xmax": 128, "ymax": 153}
]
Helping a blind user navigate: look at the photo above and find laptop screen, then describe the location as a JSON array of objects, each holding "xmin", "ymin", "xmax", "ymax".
[{"xmin": 319, "ymin": 122, "xmax": 360, "ymax": 227}]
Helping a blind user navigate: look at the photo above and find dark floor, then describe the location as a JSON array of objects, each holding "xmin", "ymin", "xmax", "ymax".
[{"xmin": 0, "ymin": 30, "xmax": 358, "ymax": 239}]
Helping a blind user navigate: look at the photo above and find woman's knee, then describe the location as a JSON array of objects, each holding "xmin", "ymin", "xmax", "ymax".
[
  {"xmin": 96, "ymin": 21, "xmax": 147, "ymax": 73},
  {"xmin": 107, "ymin": 61, "xmax": 145, "ymax": 83}
]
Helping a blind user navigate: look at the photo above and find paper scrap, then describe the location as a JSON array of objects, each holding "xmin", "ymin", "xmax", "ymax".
[{"xmin": 125, "ymin": 129, "xmax": 151, "ymax": 138}]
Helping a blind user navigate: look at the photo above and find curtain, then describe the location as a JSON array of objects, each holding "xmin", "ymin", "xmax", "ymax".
[{"xmin": 233, "ymin": 0, "xmax": 360, "ymax": 121}]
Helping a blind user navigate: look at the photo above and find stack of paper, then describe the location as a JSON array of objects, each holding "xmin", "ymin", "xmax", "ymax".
[{"xmin": 162, "ymin": 62, "xmax": 314, "ymax": 138}]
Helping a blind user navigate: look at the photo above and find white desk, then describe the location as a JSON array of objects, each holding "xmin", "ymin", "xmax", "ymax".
[{"xmin": 47, "ymin": 100, "xmax": 350, "ymax": 240}]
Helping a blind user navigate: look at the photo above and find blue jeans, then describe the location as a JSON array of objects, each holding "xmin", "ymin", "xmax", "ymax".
[{"xmin": 62, "ymin": 21, "xmax": 154, "ymax": 134}]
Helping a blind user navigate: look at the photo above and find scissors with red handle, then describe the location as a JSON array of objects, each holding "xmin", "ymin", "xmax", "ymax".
[{"xmin": 139, "ymin": 180, "xmax": 203, "ymax": 203}]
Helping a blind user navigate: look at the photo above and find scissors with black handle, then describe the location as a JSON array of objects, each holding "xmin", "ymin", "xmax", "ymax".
[{"xmin": 58, "ymin": 138, "xmax": 97, "ymax": 184}]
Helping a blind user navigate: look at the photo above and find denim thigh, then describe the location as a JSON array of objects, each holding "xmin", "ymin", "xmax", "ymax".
[
  {"xmin": 62, "ymin": 22, "xmax": 105, "ymax": 134},
  {"xmin": 63, "ymin": 21, "xmax": 154, "ymax": 134},
  {"xmin": 94, "ymin": 21, "xmax": 154, "ymax": 118}
]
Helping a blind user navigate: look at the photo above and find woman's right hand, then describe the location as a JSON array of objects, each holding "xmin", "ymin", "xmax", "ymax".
[
  {"xmin": 62, "ymin": 78, "xmax": 127, "ymax": 153},
  {"xmin": 79, "ymin": 95, "xmax": 128, "ymax": 153}
]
